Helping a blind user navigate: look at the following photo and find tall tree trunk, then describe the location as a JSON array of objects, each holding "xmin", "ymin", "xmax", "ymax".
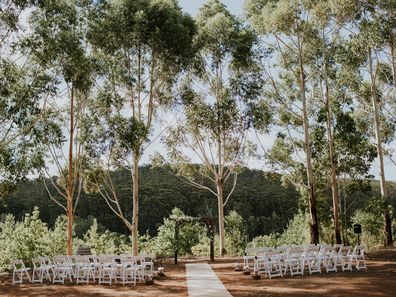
[
  {"xmin": 67, "ymin": 86, "xmax": 74, "ymax": 255},
  {"xmin": 391, "ymin": 43, "xmax": 396, "ymax": 87},
  {"xmin": 368, "ymin": 48, "xmax": 393, "ymax": 246},
  {"xmin": 132, "ymin": 151, "xmax": 140, "ymax": 256},
  {"xmin": 322, "ymin": 47, "xmax": 342, "ymax": 244},
  {"xmin": 298, "ymin": 37, "xmax": 319, "ymax": 244},
  {"xmin": 216, "ymin": 178, "xmax": 226, "ymax": 257},
  {"xmin": 325, "ymin": 97, "xmax": 341, "ymax": 244}
]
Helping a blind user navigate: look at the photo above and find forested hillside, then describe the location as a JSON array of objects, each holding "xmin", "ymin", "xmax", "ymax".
[
  {"xmin": 0, "ymin": 167, "xmax": 296, "ymax": 240},
  {"xmin": 2, "ymin": 166, "xmax": 395, "ymax": 241}
]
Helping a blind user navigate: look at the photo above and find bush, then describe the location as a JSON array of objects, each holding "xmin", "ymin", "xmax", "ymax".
[
  {"xmin": 278, "ymin": 211, "xmax": 310, "ymax": 245},
  {"xmin": 191, "ymin": 211, "xmax": 247, "ymax": 257},
  {"xmin": 246, "ymin": 211, "xmax": 310, "ymax": 248},
  {"xmin": 225, "ymin": 211, "xmax": 246, "ymax": 256},
  {"xmin": 83, "ymin": 218, "xmax": 132, "ymax": 255},
  {"xmin": 0, "ymin": 207, "xmax": 67, "ymax": 272},
  {"xmin": 246, "ymin": 233, "xmax": 280, "ymax": 249},
  {"xmin": 0, "ymin": 208, "xmax": 133, "ymax": 272},
  {"xmin": 141, "ymin": 208, "xmax": 204, "ymax": 257},
  {"xmin": 351, "ymin": 197, "xmax": 387, "ymax": 250},
  {"xmin": 74, "ymin": 215, "xmax": 104, "ymax": 238}
]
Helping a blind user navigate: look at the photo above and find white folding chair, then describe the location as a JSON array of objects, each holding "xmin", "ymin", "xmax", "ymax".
[
  {"xmin": 265, "ymin": 251, "xmax": 283, "ymax": 278},
  {"xmin": 336, "ymin": 246, "xmax": 353, "ymax": 271},
  {"xmin": 243, "ymin": 247, "xmax": 257, "ymax": 269},
  {"xmin": 254, "ymin": 254, "xmax": 267, "ymax": 276},
  {"xmin": 132, "ymin": 256, "xmax": 145, "ymax": 283},
  {"xmin": 75, "ymin": 256, "xmax": 91, "ymax": 284},
  {"xmin": 31, "ymin": 258, "xmax": 51, "ymax": 283},
  {"xmin": 98, "ymin": 256, "xmax": 115, "ymax": 285},
  {"xmin": 52, "ymin": 256, "xmax": 73, "ymax": 284},
  {"xmin": 304, "ymin": 246, "xmax": 321, "ymax": 274},
  {"xmin": 40, "ymin": 256, "xmax": 54, "ymax": 279},
  {"xmin": 88, "ymin": 256, "xmax": 100, "ymax": 282},
  {"xmin": 12, "ymin": 260, "xmax": 31, "ymax": 284},
  {"xmin": 321, "ymin": 246, "xmax": 337, "ymax": 272},
  {"xmin": 287, "ymin": 246, "xmax": 305, "ymax": 276},
  {"xmin": 351, "ymin": 245, "xmax": 367, "ymax": 270},
  {"xmin": 66, "ymin": 256, "xmax": 77, "ymax": 279},
  {"xmin": 120, "ymin": 257, "xmax": 136, "ymax": 285},
  {"xmin": 139, "ymin": 254, "xmax": 155, "ymax": 276},
  {"xmin": 275, "ymin": 246, "xmax": 289, "ymax": 275}
]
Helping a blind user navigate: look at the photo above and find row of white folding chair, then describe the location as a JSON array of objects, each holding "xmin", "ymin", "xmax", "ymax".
[
  {"xmin": 97, "ymin": 255, "xmax": 146, "ymax": 285},
  {"xmin": 12, "ymin": 254, "xmax": 154, "ymax": 285},
  {"xmin": 253, "ymin": 244, "xmax": 366, "ymax": 278},
  {"xmin": 244, "ymin": 246, "xmax": 286, "ymax": 268},
  {"xmin": 52, "ymin": 256, "xmax": 75, "ymax": 284},
  {"xmin": 121, "ymin": 254, "xmax": 155, "ymax": 276}
]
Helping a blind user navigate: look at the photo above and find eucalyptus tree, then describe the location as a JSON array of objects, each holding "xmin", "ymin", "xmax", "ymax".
[
  {"xmin": 246, "ymin": 0, "xmax": 321, "ymax": 243},
  {"xmin": 336, "ymin": 0, "xmax": 395, "ymax": 245},
  {"xmin": 24, "ymin": 0, "xmax": 96, "ymax": 254},
  {"xmin": 164, "ymin": 0, "xmax": 262, "ymax": 256},
  {"xmin": 84, "ymin": 0, "xmax": 195, "ymax": 255},
  {"xmin": 0, "ymin": 0, "xmax": 54, "ymax": 198},
  {"xmin": 301, "ymin": 0, "xmax": 344, "ymax": 244}
]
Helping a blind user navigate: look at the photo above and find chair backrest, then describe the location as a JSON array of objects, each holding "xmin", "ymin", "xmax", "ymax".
[
  {"xmin": 353, "ymin": 245, "xmax": 365, "ymax": 256},
  {"xmin": 97, "ymin": 256, "xmax": 114, "ymax": 266},
  {"xmin": 75, "ymin": 256, "xmax": 90, "ymax": 264},
  {"xmin": 339, "ymin": 245, "xmax": 351, "ymax": 256},
  {"xmin": 305, "ymin": 245, "xmax": 320, "ymax": 254},
  {"xmin": 263, "ymin": 250, "xmax": 277, "ymax": 260},
  {"xmin": 322, "ymin": 246, "xmax": 336, "ymax": 256},
  {"xmin": 40, "ymin": 256, "xmax": 51, "ymax": 263},
  {"xmin": 256, "ymin": 249, "xmax": 267, "ymax": 257},
  {"xmin": 54, "ymin": 255, "xmax": 66, "ymax": 262},
  {"xmin": 289, "ymin": 246, "xmax": 304, "ymax": 254},
  {"xmin": 276, "ymin": 246, "xmax": 289, "ymax": 253},
  {"xmin": 32, "ymin": 258, "xmax": 43, "ymax": 268},
  {"xmin": 12, "ymin": 259, "xmax": 26, "ymax": 270},
  {"xmin": 244, "ymin": 247, "xmax": 256, "ymax": 256},
  {"xmin": 333, "ymin": 244, "xmax": 343, "ymax": 252}
]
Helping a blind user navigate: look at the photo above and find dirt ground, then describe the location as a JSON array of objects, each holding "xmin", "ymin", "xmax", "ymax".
[
  {"xmin": 213, "ymin": 248, "xmax": 396, "ymax": 297},
  {"xmin": 1, "ymin": 249, "xmax": 396, "ymax": 297}
]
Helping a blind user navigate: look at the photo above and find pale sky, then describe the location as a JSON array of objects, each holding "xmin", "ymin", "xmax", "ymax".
[
  {"xmin": 179, "ymin": 0, "xmax": 244, "ymax": 17},
  {"xmin": 173, "ymin": 0, "xmax": 396, "ymax": 181}
]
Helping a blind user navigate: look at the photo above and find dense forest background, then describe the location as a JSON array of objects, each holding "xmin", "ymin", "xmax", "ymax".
[{"xmin": 2, "ymin": 166, "xmax": 395, "ymax": 242}]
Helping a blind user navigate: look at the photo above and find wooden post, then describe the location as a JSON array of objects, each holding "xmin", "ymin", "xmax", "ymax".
[
  {"xmin": 174, "ymin": 221, "xmax": 179, "ymax": 265},
  {"xmin": 209, "ymin": 222, "xmax": 214, "ymax": 262}
]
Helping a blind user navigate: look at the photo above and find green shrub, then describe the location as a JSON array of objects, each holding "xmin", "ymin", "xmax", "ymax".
[
  {"xmin": 83, "ymin": 218, "xmax": 131, "ymax": 255},
  {"xmin": 225, "ymin": 211, "xmax": 246, "ymax": 256},
  {"xmin": 278, "ymin": 211, "xmax": 310, "ymax": 245},
  {"xmin": 74, "ymin": 215, "xmax": 104, "ymax": 238},
  {"xmin": 0, "ymin": 207, "xmax": 67, "ymax": 272},
  {"xmin": 246, "ymin": 233, "xmax": 280, "ymax": 249},
  {"xmin": 351, "ymin": 197, "xmax": 386, "ymax": 250},
  {"xmin": 191, "ymin": 211, "xmax": 247, "ymax": 257},
  {"xmin": 141, "ymin": 208, "xmax": 204, "ymax": 257},
  {"xmin": 247, "ymin": 211, "xmax": 310, "ymax": 248},
  {"xmin": 0, "ymin": 208, "xmax": 132, "ymax": 272}
]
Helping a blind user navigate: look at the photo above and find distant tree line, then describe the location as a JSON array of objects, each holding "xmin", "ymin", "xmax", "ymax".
[{"xmin": 2, "ymin": 166, "xmax": 395, "ymax": 242}]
